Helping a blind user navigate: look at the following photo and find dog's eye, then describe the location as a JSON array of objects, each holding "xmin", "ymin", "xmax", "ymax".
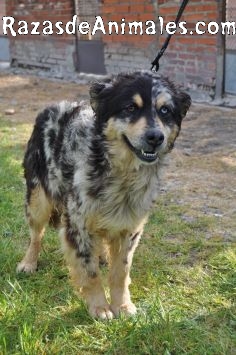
[
  {"xmin": 126, "ymin": 104, "xmax": 137, "ymax": 113},
  {"xmin": 159, "ymin": 106, "xmax": 170, "ymax": 115}
]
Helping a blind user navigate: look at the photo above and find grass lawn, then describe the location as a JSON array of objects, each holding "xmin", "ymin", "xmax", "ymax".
[{"xmin": 0, "ymin": 115, "xmax": 235, "ymax": 355}]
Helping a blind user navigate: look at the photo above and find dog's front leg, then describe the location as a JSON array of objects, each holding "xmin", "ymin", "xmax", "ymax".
[
  {"xmin": 61, "ymin": 215, "xmax": 113, "ymax": 320},
  {"xmin": 109, "ymin": 231, "xmax": 141, "ymax": 317}
]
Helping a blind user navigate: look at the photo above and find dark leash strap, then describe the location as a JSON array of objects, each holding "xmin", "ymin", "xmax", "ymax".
[{"xmin": 151, "ymin": 0, "xmax": 190, "ymax": 72}]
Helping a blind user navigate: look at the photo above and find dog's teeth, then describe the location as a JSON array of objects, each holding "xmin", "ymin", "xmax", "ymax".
[{"xmin": 140, "ymin": 149, "xmax": 158, "ymax": 159}]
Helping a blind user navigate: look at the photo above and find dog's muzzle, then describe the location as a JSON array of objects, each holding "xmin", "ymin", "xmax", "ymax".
[{"xmin": 123, "ymin": 128, "xmax": 164, "ymax": 163}]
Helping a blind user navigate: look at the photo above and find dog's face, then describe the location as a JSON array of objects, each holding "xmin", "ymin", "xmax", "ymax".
[{"xmin": 90, "ymin": 71, "xmax": 191, "ymax": 164}]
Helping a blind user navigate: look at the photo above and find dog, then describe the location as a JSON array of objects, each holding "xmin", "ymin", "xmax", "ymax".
[{"xmin": 17, "ymin": 71, "xmax": 191, "ymax": 319}]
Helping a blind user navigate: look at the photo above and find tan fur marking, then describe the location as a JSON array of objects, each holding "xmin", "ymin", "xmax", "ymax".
[
  {"xmin": 104, "ymin": 116, "xmax": 147, "ymax": 143},
  {"xmin": 156, "ymin": 92, "xmax": 173, "ymax": 109},
  {"xmin": 155, "ymin": 117, "xmax": 171, "ymax": 145},
  {"xmin": 104, "ymin": 118, "xmax": 136, "ymax": 169},
  {"xmin": 28, "ymin": 186, "xmax": 52, "ymax": 225},
  {"xmin": 167, "ymin": 124, "xmax": 179, "ymax": 146},
  {"xmin": 126, "ymin": 117, "xmax": 147, "ymax": 139},
  {"xmin": 104, "ymin": 117, "xmax": 122, "ymax": 141},
  {"xmin": 155, "ymin": 117, "xmax": 179, "ymax": 147},
  {"xmin": 133, "ymin": 94, "xmax": 143, "ymax": 108},
  {"xmin": 17, "ymin": 186, "xmax": 52, "ymax": 273}
]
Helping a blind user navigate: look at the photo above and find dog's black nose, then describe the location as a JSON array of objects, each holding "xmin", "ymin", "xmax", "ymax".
[{"xmin": 145, "ymin": 129, "xmax": 164, "ymax": 147}]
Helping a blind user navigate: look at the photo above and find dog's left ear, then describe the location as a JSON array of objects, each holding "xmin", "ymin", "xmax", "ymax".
[
  {"xmin": 177, "ymin": 91, "xmax": 191, "ymax": 118},
  {"xmin": 90, "ymin": 79, "xmax": 113, "ymax": 114}
]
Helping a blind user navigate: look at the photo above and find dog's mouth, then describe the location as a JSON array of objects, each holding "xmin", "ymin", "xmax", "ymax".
[{"xmin": 123, "ymin": 135, "xmax": 159, "ymax": 163}]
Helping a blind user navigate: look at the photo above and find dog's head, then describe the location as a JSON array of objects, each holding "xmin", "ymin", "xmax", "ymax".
[{"xmin": 90, "ymin": 71, "xmax": 191, "ymax": 165}]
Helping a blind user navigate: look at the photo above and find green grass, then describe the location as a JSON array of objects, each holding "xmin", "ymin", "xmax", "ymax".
[{"xmin": 0, "ymin": 116, "xmax": 235, "ymax": 354}]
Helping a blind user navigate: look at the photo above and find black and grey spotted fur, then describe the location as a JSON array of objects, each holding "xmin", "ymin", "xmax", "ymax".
[{"xmin": 17, "ymin": 71, "xmax": 191, "ymax": 319}]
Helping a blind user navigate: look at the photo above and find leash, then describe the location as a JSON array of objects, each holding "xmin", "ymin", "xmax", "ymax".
[{"xmin": 151, "ymin": 0, "xmax": 190, "ymax": 72}]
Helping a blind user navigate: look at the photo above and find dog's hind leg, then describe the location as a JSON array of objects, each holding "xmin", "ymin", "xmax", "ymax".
[
  {"xmin": 109, "ymin": 231, "xmax": 142, "ymax": 317},
  {"xmin": 17, "ymin": 185, "xmax": 52, "ymax": 273}
]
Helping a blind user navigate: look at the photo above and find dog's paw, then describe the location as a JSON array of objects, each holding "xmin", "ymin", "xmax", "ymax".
[
  {"xmin": 88, "ymin": 304, "xmax": 114, "ymax": 320},
  {"xmin": 16, "ymin": 260, "xmax": 37, "ymax": 273},
  {"xmin": 110, "ymin": 302, "xmax": 137, "ymax": 317}
]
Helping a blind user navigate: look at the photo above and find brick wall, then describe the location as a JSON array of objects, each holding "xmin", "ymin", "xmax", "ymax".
[
  {"xmin": 4, "ymin": 0, "xmax": 223, "ymax": 94},
  {"xmin": 102, "ymin": 0, "xmax": 221, "ymax": 93},
  {"xmin": 157, "ymin": 0, "xmax": 219, "ymax": 93},
  {"xmin": 5, "ymin": 0, "xmax": 75, "ymax": 71},
  {"xmin": 226, "ymin": 0, "xmax": 236, "ymax": 50},
  {"xmin": 102, "ymin": 0, "xmax": 158, "ymax": 74},
  {"xmin": 0, "ymin": 0, "xmax": 6, "ymax": 35}
]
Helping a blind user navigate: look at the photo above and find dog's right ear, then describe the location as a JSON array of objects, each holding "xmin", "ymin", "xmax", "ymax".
[{"xmin": 89, "ymin": 80, "xmax": 113, "ymax": 113}]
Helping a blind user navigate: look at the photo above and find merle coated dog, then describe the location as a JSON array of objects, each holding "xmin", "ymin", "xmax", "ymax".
[{"xmin": 17, "ymin": 71, "xmax": 191, "ymax": 319}]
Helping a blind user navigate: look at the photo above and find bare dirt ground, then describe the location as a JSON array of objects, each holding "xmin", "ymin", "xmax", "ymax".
[
  {"xmin": 167, "ymin": 103, "xmax": 236, "ymax": 242},
  {"xmin": 0, "ymin": 73, "xmax": 236, "ymax": 242}
]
